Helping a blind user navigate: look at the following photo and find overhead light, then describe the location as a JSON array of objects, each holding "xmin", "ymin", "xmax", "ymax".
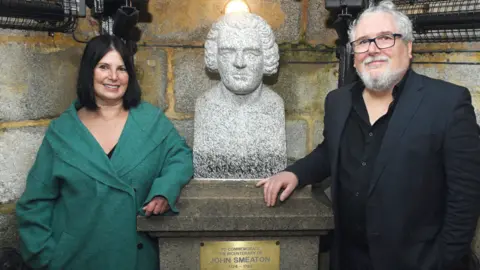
[{"xmin": 224, "ymin": 0, "xmax": 250, "ymax": 14}]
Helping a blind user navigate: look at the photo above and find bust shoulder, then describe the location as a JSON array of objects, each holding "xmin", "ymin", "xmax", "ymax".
[
  {"xmin": 260, "ymin": 86, "xmax": 285, "ymax": 109},
  {"xmin": 195, "ymin": 84, "xmax": 221, "ymax": 106}
]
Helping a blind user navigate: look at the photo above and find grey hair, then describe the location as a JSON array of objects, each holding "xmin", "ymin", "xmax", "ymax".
[
  {"xmin": 348, "ymin": 0, "xmax": 414, "ymax": 43},
  {"xmin": 204, "ymin": 12, "xmax": 279, "ymax": 75}
]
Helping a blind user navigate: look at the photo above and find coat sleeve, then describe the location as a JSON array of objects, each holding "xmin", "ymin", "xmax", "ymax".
[
  {"xmin": 440, "ymin": 87, "xmax": 480, "ymax": 269},
  {"xmin": 142, "ymin": 127, "xmax": 193, "ymax": 213},
  {"xmin": 284, "ymin": 93, "xmax": 332, "ymax": 187},
  {"xmin": 16, "ymin": 134, "xmax": 60, "ymax": 269}
]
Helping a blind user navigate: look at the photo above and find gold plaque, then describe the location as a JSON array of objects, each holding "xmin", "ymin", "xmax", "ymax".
[{"xmin": 200, "ymin": 240, "xmax": 280, "ymax": 270}]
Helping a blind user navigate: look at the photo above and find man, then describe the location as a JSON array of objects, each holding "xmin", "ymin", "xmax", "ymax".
[
  {"xmin": 257, "ymin": 1, "xmax": 480, "ymax": 269},
  {"xmin": 193, "ymin": 12, "xmax": 287, "ymax": 179}
]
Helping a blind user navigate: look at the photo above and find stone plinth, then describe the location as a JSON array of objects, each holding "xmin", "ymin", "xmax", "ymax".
[{"xmin": 137, "ymin": 180, "xmax": 334, "ymax": 270}]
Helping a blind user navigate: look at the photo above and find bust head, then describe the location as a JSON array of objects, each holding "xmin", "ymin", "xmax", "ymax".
[{"xmin": 205, "ymin": 12, "xmax": 279, "ymax": 95}]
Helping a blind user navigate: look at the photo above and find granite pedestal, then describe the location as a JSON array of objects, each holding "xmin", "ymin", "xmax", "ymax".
[{"xmin": 137, "ymin": 180, "xmax": 334, "ymax": 270}]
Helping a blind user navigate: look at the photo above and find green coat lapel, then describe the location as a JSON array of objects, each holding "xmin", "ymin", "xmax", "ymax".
[
  {"xmin": 47, "ymin": 102, "xmax": 132, "ymax": 194},
  {"xmin": 47, "ymin": 101, "xmax": 175, "ymax": 195},
  {"xmin": 110, "ymin": 102, "xmax": 173, "ymax": 178}
]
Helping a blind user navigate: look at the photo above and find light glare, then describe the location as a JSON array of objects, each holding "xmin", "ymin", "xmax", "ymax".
[{"xmin": 225, "ymin": 0, "xmax": 250, "ymax": 14}]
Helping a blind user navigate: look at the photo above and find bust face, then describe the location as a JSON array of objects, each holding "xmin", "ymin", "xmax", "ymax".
[{"xmin": 217, "ymin": 26, "xmax": 264, "ymax": 95}]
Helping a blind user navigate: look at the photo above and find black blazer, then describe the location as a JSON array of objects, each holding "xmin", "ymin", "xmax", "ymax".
[{"xmin": 286, "ymin": 70, "xmax": 480, "ymax": 270}]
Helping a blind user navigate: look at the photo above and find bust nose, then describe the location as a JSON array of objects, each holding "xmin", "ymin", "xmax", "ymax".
[{"xmin": 233, "ymin": 51, "xmax": 246, "ymax": 69}]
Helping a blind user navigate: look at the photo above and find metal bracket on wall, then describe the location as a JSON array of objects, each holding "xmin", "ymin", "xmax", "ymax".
[
  {"xmin": 325, "ymin": 0, "xmax": 368, "ymax": 87},
  {"xmin": 0, "ymin": 0, "xmax": 86, "ymax": 32},
  {"xmin": 393, "ymin": 0, "xmax": 480, "ymax": 43}
]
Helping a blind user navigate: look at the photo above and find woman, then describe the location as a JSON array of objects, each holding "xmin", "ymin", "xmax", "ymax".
[{"xmin": 16, "ymin": 35, "xmax": 193, "ymax": 270}]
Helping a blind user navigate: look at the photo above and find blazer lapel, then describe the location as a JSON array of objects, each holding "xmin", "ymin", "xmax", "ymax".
[{"xmin": 368, "ymin": 71, "xmax": 425, "ymax": 196}]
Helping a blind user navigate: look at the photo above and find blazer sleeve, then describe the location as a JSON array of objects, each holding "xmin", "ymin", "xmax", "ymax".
[
  {"xmin": 284, "ymin": 93, "xmax": 332, "ymax": 187},
  {"xmin": 440, "ymin": 87, "xmax": 480, "ymax": 269},
  {"xmin": 16, "ymin": 134, "xmax": 60, "ymax": 269},
  {"xmin": 142, "ymin": 127, "xmax": 193, "ymax": 213}
]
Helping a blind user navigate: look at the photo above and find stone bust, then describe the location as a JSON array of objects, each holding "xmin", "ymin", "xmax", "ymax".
[{"xmin": 193, "ymin": 12, "xmax": 287, "ymax": 179}]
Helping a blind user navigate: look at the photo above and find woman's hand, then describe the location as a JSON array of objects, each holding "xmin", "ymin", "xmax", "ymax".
[{"xmin": 143, "ymin": 196, "xmax": 170, "ymax": 216}]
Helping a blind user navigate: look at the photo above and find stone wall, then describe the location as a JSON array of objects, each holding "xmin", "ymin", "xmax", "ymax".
[{"xmin": 1, "ymin": 0, "xmax": 480, "ymax": 258}]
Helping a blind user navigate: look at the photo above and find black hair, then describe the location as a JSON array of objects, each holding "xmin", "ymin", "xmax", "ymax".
[
  {"xmin": 0, "ymin": 247, "xmax": 30, "ymax": 270},
  {"xmin": 76, "ymin": 34, "xmax": 141, "ymax": 110}
]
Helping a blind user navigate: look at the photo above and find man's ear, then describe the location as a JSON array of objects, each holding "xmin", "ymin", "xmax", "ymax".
[{"xmin": 407, "ymin": 41, "xmax": 413, "ymax": 59}]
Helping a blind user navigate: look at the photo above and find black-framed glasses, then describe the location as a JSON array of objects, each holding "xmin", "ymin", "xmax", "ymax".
[{"xmin": 350, "ymin": 33, "xmax": 403, "ymax": 54}]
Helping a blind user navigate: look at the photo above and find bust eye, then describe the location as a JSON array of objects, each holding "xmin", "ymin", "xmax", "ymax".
[
  {"xmin": 219, "ymin": 49, "xmax": 235, "ymax": 56},
  {"xmin": 246, "ymin": 50, "xmax": 261, "ymax": 56}
]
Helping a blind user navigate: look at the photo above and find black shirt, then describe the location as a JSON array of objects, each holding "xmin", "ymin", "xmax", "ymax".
[
  {"xmin": 107, "ymin": 145, "xmax": 116, "ymax": 159},
  {"xmin": 337, "ymin": 71, "xmax": 409, "ymax": 267}
]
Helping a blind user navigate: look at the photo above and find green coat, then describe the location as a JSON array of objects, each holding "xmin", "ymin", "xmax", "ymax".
[{"xmin": 16, "ymin": 101, "xmax": 193, "ymax": 270}]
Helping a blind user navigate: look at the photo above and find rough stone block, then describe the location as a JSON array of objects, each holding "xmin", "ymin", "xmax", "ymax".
[
  {"xmin": 0, "ymin": 44, "xmax": 82, "ymax": 121},
  {"xmin": 0, "ymin": 127, "xmax": 46, "ymax": 203},
  {"xmin": 412, "ymin": 64, "xmax": 480, "ymax": 92},
  {"xmin": 172, "ymin": 120, "xmax": 194, "ymax": 147},
  {"xmin": 314, "ymin": 119, "xmax": 325, "ymax": 147},
  {"xmin": 412, "ymin": 64, "xmax": 448, "ymax": 82},
  {"xmin": 74, "ymin": 13, "xmax": 98, "ymax": 40},
  {"xmin": 173, "ymin": 49, "xmax": 218, "ymax": 114},
  {"xmin": 474, "ymin": 218, "xmax": 480, "ymax": 260},
  {"xmin": 0, "ymin": 214, "xmax": 18, "ymax": 248},
  {"xmin": 252, "ymin": 0, "xmax": 302, "ymax": 43},
  {"xmin": 0, "ymin": 29, "xmax": 44, "ymax": 37},
  {"xmin": 306, "ymin": 0, "xmax": 338, "ymax": 45},
  {"xmin": 471, "ymin": 94, "xmax": 480, "ymax": 115},
  {"xmin": 442, "ymin": 65, "xmax": 480, "ymax": 93},
  {"xmin": 272, "ymin": 63, "xmax": 338, "ymax": 114},
  {"xmin": 137, "ymin": 0, "xmax": 224, "ymax": 44},
  {"xmin": 414, "ymin": 64, "xmax": 480, "ymax": 111},
  {"xmin": 138, "ymin": 0, "xmax": 301, "ymax": 44},
  {"xmin": 286, "ymin": 120, "xmax": 307, "ymax": 163},
  {"xmin": 135, "ymin": 47, "xmax": 168, "ymax": 109},
  {"xmin": 0, "ymin": 43, "xmax": 169, "ymax": 121}
]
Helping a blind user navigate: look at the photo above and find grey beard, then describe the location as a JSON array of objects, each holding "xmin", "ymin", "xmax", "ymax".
[{"xmin": 357, "ymin": 67, "xmax": 406, "ymax": 92}]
